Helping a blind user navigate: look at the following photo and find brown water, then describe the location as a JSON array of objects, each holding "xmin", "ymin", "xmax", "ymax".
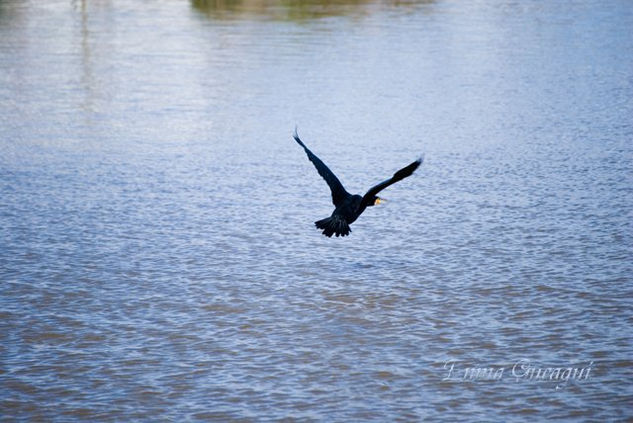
[{"xmin": 1, "ymin": 0, "xmax": 632, "ymax": 420}]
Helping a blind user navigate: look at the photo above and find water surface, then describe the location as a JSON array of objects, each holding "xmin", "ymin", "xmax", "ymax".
[{"xmin": 1, "ymin": 0, "xmax": 632, "ymax": 420}]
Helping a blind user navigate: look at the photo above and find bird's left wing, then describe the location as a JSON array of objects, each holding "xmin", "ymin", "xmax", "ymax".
[
  {"xmin": 360, "ymin": 157, "xmax": 423, "ymax": 209},
  {"xmin": 293, "ymin": 130, "xmax": 350, "ymax": 207}
]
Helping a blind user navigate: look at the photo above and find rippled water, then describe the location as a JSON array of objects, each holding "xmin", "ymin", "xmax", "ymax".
[{"xmin": 1, "ymin": 0, "xmax": 632, "ymax": 420}]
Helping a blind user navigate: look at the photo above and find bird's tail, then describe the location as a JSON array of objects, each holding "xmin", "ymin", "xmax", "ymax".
[{"xmin": 315, "ymin": 216, "xmax": 351, "ymax": 238}]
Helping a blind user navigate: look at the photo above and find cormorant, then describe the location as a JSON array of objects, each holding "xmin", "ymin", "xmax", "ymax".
[{"xmin": 293, "ymin": 130, "xmax": 422, "ymax": 237}]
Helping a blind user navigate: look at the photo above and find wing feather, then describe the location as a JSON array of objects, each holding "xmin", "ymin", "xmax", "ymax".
[
  {"xmin": 293, "ymin": 130, "xmax": 350, "ymax": 207},
  {"xmin": 360, "ymin": 157, "xmax": 423, "ymax": 209}
]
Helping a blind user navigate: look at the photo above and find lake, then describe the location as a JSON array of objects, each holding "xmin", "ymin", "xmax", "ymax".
[{"xmin": 1, "ymin": 0, "xmax": 632, "ymax": 420}]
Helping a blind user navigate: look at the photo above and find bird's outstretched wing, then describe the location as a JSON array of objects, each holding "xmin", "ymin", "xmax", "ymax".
[
  {"xmin": 293, "ymin": 129, "xmax": 350, "ymax": 207},
  {"xmin": 360, "ymin": 157, "xmax": 423, "ymax": 209}
]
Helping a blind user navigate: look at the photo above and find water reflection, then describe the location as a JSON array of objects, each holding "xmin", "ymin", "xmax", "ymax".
[
  {"xmin": 78, "ymin": 0, "xmax": 96, "ymax": 115},
  {"xmin": 0, "ymin": 0, "xmax": 18, "ymax": 25},
  {"xmin": 191, "ymin": 0, "xmax": 433, "ymax": 20}
]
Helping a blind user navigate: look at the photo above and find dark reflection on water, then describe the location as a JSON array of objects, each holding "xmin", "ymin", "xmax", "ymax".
[
  {"xmin": 1, "ymin": 0, "xmax": 632, "ymax": 421},
  {"xmin": 191, "ymin": 0, "xmax": 432, "ymax": 20}
]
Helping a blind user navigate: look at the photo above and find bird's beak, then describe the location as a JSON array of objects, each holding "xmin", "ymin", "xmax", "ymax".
[{"xmin": 375, "ymin": 198, "xmax": 385, "ymax": 205}]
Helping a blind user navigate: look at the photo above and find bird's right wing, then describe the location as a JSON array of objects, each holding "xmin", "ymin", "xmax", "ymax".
[
  {"xmin": 360, "ymin": 157, "xmax": 423, "ymax": 209},
  {"xmin": 293, "ymin": 130, "xmax": 350, "ymax": 207}
]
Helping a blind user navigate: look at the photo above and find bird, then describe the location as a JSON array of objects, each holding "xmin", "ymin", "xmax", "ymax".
[{"xmin": 293, "ymin": 129, "xmax": 422, "ymax": 237}]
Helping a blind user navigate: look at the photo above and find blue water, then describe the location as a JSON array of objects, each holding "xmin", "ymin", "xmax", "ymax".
[{"xmin": 1, "ymin": 0, "xmax": 632, "ymax": 420}]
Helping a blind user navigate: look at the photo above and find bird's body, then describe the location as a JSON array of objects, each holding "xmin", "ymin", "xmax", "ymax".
[
  {"xmin": 293, "ymin": 130, "xmax": 422, "ymax": 237},
  {"xmin": 314, "ymin": 194, "xmax": 362, "ymax": 237}
]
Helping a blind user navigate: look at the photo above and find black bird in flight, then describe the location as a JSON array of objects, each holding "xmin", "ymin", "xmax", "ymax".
[{"xmin": 293, "ymin": 129, "xmax": 422, "ymax": 237}]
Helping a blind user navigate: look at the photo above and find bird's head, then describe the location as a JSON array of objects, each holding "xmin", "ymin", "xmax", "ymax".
[{"xmin": 370, "ymin": 196, "xmax": 385, "ymax": 206}]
